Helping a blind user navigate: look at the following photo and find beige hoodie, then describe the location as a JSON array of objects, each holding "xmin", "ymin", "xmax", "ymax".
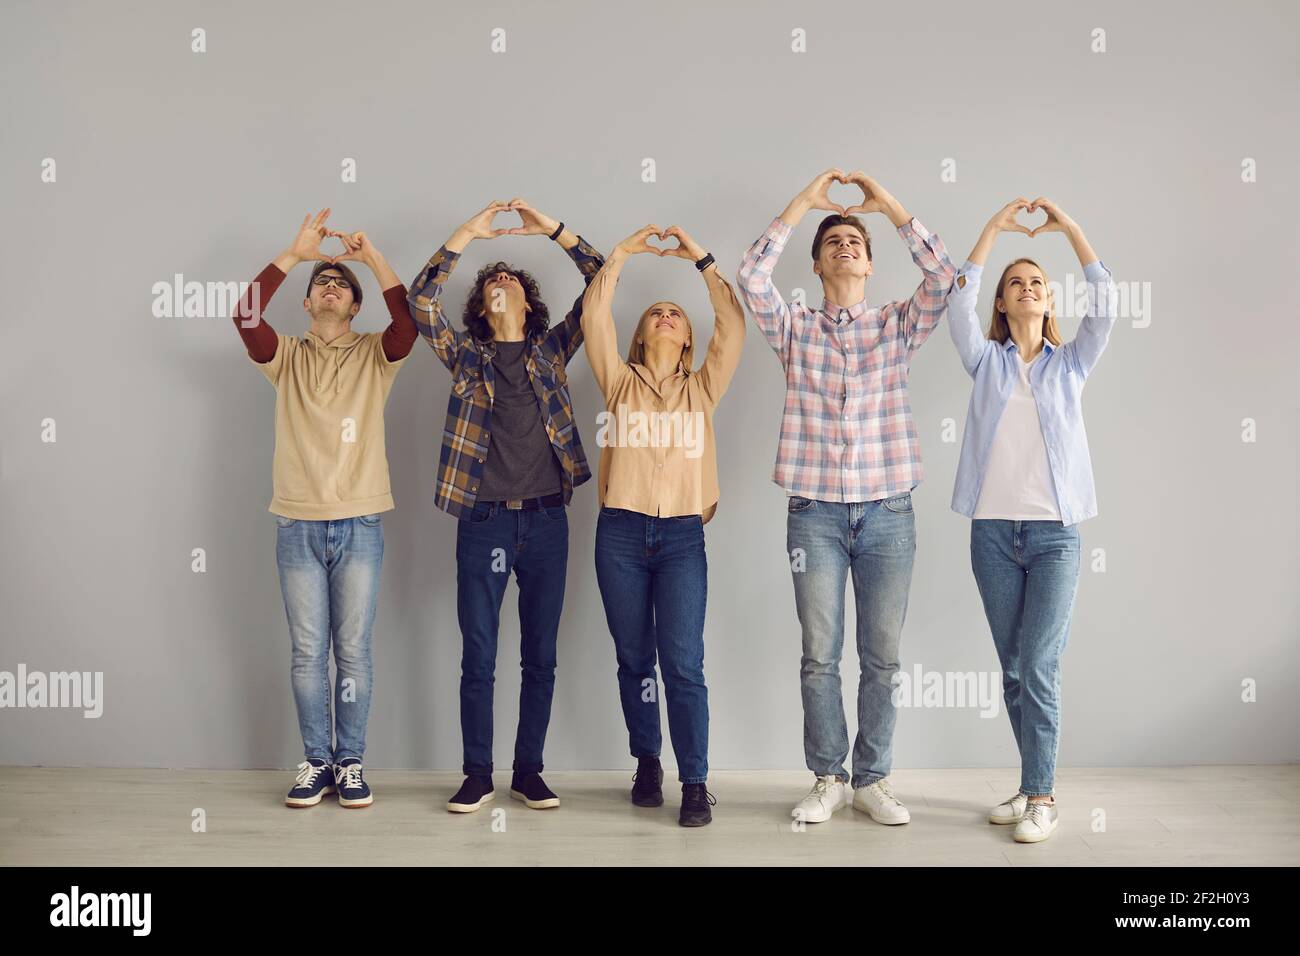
[{"xmin": 254, "ymin": 329, "xmax": 406, "ymax": 520}]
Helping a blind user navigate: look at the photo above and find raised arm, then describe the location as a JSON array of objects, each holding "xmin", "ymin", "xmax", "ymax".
[
  {"xmin": 947, "ymin": 199, "xmax": 1035, "ymax": 375},
  {"xmin": 659, "ymin": 226, "xmax": 745, "ymax": 404},
  {"xmin": 407, "ymin": 201, "xmax": 512, "ymax": 371},
  {"xmin": 839, "ymin": 171, "xmax": 956, "ymax": 356},
  {"xmin": 581, "ymin": 225, "xmax": 662, "ymax": 398},
  {"xmin": 1030, "ymin": 198, "xmax": 1114, "ymax": 378},
  {"xmin": 330, "ymin": 229, "xmax": 414, "ymax": 362},
  {"xmin": 502, "ymin": 198, "xmax": 606, "ymax": 362},
  {"xmin": 736, "ymin": 169, "xmax": 847, "ymax": 365}
]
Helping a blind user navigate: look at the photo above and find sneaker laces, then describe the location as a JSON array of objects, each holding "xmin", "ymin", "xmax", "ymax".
[
  {"xmin": 809, "ymin": 776, "xmax": 836, "ymax": 799},
  {"xmin": 337, "ymin": 763, "xmax": 364, "ymax": 791},
  {"xmin": 684, "ymin": 785, "xmax": 716, "ymax": 809},
  {"xmin": 872, "ymin": 779, "xmax": 900, "ymax": 806},
  {"xmin": 294, "ymin": 761, "xmax": 326, "ymax": 789},
  {"xmin": 1023, "ymin": 801, "xmax": 1051, "ymax": 826}
]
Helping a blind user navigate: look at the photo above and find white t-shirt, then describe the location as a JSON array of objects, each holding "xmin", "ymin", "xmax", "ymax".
[{"xmin": 973, "ymin": 350, "xmax": 1061, "ymax": 521}]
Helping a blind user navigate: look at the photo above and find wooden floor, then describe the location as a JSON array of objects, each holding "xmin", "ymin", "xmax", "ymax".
[{"xmin": 1, "ymin": 765, "xmax": 1296, "ymax": 866}]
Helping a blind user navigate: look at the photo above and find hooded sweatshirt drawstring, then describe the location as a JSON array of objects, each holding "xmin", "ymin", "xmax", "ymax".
[{"xmin": 306, "ymin": 332, "xmax": 353, "ymax": 394}]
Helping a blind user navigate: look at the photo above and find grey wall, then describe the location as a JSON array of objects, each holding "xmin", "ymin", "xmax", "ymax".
[{"xmin": 2, "ymin": 0, "xmax": 1297, "ymax": 771}]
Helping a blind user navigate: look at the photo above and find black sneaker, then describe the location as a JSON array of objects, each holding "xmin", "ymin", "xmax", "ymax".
[
  {"xmin": 510, "ymin": 771, "xmax": 560, "ymax": 809},
  {"xmin": 679, "ymin": 782, "xmax": 715, "ymax": 827},
  {"xmin": 447, "ymin": 775, "xmax": 495, "ymax": 813},
  {"xmin": 285, "ymin": 758, "xmax": 335, "ymax": 808},
  {"xmin": 631, "ymin": 756, "xmax": 664, "ymax": 807},
  {"xmin": 334, "ymin": 757, "xmax": 373, "ymax": 809}
]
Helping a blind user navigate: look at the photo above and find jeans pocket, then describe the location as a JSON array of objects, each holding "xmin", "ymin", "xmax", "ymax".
[
  {"xmin": 275, "ymin": 515, "xmax": 297, "ymax": 529},
  {"xmin": 540, "ymin": 505, "xmax": 567, "ymax": 521},
  {"xmin": 787, "ymin": 495, "xmax": 815, "ymax": 514},
  {"xmin": 883, "ymin": 493, "xmax": 914, "ymax": 514},
  {"xmin": 356, "ymin": 513, "xmax": 382, "ymax": 527}
]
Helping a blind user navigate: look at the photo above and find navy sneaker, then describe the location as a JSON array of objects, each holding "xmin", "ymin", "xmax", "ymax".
[
  {"xmin": 510, "ymin": 771, "xmax": 560, "ymax": 809},
  {"xmin": 679, "ymin": 782, "xmax": 715, "ymax": 827},
  {"xmin": 447, "ymin": 775, "xmax": 495, "ymax": 813},
  {"xmin": 334, "ymin": 758, "xmax": 373, "ymax": 809},
  {"xmin": 285, "ymin": 758, "xmax": 335, "ymax": 808},
  {"xmin": 631, "ymin": 756, "xmax": 664, "ymax": 807}
]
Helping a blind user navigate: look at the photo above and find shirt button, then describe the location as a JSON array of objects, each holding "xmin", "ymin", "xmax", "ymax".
[{"xmin": 477, "ymin": 457, "xmax": 485, "ymax": 464}]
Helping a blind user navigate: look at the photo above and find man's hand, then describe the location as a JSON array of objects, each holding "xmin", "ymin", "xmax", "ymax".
[
  {"xmin": 282, "ymin": 209, "xmax": 335, "ymax": 268},
  {"xmin": 502, "ymin": 198, "xmax": 559, "ymax": 237},
  {"xmin": 843, "ymin": 171, "xmax": 908, "ymax": 227},
  {"xmin": 330, "ymin": 230, "xmax": 378, "ymax": 267},
  {"xmin": 447, "ymin": 201, "xmax": 513, "ymax": 253}
]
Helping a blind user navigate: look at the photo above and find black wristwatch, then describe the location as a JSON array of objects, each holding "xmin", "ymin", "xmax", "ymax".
[
  {"xmin": 549, "ymin": 222, "xmax": 564, "ymax": 241},
  {"xmin": 694, "ymin": 252, "xmax": 715, "ymax": 272}
]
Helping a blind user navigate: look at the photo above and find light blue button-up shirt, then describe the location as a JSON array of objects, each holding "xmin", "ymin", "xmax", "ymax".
[{"xmin": 947, "ymin": 258, "xmax": 1117, "ymax": 526}]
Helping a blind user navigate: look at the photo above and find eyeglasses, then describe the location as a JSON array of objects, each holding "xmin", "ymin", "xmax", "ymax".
[{"xmin": 312, "ymin": 274, "xmax": 353, "ymax": 290}]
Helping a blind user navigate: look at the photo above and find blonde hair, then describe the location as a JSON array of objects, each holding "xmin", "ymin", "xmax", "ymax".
[
  {"xmin": 987, "ymin": 257, "xmax": 1063, "ymax": 347},
  {"xmin": 626, "ymin": 301, "xmax": 696, "ymax": 371}
]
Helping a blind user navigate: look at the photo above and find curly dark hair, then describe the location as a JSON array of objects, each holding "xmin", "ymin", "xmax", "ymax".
[{"xmin": 463, "ymin": 261, "xmax": 550, "ymax": 342}]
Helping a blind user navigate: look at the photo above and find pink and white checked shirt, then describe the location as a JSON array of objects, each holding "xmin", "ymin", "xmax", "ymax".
[{"xmin": 736, "ymin": 216, "xmax": 956, "ymax": 503}]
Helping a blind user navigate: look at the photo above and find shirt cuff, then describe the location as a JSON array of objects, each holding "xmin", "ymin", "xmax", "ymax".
[
  {"xmin": 766, "ymin": 217, "xmax": 793, "ymax": 248},
  {"xmin": 1083, "ymin": 258, "xmax": 1110, "ymax": 282},
  {"xmin": 898, "ymin": 216, "xmax": 928, "ymax": 240},
  {"xmin": 958, "ymin": 260, "xmax": 984, "ymax": 280}
]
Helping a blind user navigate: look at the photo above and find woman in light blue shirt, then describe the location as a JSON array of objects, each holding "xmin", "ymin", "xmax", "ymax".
[{"xmin": 946, "ymin": 197, "xmax": 1116, "ymax": 845}]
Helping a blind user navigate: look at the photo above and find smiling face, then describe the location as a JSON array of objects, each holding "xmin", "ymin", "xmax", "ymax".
[
  {"xmin": 628, "ymin": 301, "xmax": 694, "ymax": 368},
  {"xmin": 811, "ymin": 218, "xmax": 873, "ymax": 283},
  {"xmin": 304, "ymin": 267, "xmax": 360, "ymax": 322},
  {"xmin": 995, "ymin": 261, "xmax": 1049, "ymax": 324}
]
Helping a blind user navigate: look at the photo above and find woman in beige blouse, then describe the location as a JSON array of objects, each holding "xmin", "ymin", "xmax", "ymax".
[{"xmin": 581, "ymin": 223, "xmax": 745, "ymax": 827}]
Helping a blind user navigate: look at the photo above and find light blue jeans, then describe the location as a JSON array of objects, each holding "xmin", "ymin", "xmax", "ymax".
[
  {"xmin": 275, "ymin": 514, "xmax": 384, "ymax": 763},
  {"xmin": 787, "ymin": 494, "xmax": 916, "ymax": 789},
  {"xmin": 970, "ymin": 519, "xmax": 1081, "ymax": 796}
]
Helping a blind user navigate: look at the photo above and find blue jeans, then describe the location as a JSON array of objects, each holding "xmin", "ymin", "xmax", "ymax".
[
  {"xmin": 787, "ymin": 494, "xmax": 916, "ymax": 789},
  {"xmin": 456, "ymin": 500, "xmax": 569, "ymax": 776},
  {"xmin": 970, "ymin": 519, "xmax": 1081, "ymax": 796},
  {"xmin": 594, "ymin": 507, "xmax": 709, "ymax": 784},
  {"xmin": 275, "ymin": 514, "xmax": 384, "ymax": 764}
]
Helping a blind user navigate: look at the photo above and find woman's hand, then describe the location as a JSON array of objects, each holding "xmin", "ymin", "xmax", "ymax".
[
  {"xmin": 1027, "ymin": 197, "xmax": 1079, "ymax": 238},
  {"xmin": 987, "ymin": 198, "xmax": 1035, "ymax": 237},
  {"xmin": 657, "ymin": 225, "xmax": 706, "ymax": 262},
  {"xmin": 614, "ymin": 224, "xmax": 666, "ymax": 258}
]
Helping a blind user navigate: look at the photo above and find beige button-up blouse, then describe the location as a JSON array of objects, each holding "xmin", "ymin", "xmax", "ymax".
[{"xmin": 581, "ymin": 256, "xmax": 745, "ymax": 523}]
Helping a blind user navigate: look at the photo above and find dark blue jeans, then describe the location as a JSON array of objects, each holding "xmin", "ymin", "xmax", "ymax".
[
  {"xmin": 456, "ymin": 500, "xmax": 569, "ymax": 776},
  {"xmin": 593, "ymin": 506, "xmax": 709, "ymax": 784}
]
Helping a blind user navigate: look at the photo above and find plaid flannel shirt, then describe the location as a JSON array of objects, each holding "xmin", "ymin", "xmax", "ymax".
[
  {"xmin": 407, "ymin": 236, "xmax": 605, "ymax": 518},
  {"xmin": 736, "ymin": 216, "xmax": 956, "ymax": 502}
]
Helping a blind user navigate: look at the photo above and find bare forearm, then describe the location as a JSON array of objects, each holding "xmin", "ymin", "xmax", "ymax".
[{"xmin": 1066, "ymin": 223, "xmax": 1099, "ymax": 268}]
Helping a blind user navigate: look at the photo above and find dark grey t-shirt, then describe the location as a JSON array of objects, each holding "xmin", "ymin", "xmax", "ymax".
[{"xmin": 476, "ymin": 339, "xmax": 564, "ymax": 501}]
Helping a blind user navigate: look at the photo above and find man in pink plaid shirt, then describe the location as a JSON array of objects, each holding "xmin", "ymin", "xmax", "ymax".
[{"xmin": 736, "ymin": 168, "xmax": 956, "ymax": 827}]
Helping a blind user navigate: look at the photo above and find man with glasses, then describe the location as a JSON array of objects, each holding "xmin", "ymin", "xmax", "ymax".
[{"xmin": 232, "ymin": 209, "xmax": 416, "ymax": 810}]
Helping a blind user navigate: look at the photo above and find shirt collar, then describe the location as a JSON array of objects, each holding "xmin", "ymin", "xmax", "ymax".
[
  {"xmin": 819, "ymin": 296, "xmax": 871, "ymax": 325},
  {"xmin": 1001, "ymin": 337, "xmax": 1056, "ymax": 355}
]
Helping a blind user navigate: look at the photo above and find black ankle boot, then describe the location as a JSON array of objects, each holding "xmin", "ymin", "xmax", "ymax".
[
  {"xmin": 631, "ymin": 756, "xmax": 664, "ymax": 807},
  {"xmin": 679, "ymin": 782, "xmax": 715, "ymax": 827}
]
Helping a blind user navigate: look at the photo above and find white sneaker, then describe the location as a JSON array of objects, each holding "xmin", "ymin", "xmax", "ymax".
[
  {"xmin": 989, "ymin": 792, "xmax": 1028, "ymax": 825},
  {"xmin": 852, "ymin": 778, "xmax": 910, "ymax": 825},
  {"xmin": 1013, "ymin": 800, "xmax": 1059, "ymax": 843},
  {"xmin": 792, "ymin": 775, "xmax": 850, "ymax": 824}
]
